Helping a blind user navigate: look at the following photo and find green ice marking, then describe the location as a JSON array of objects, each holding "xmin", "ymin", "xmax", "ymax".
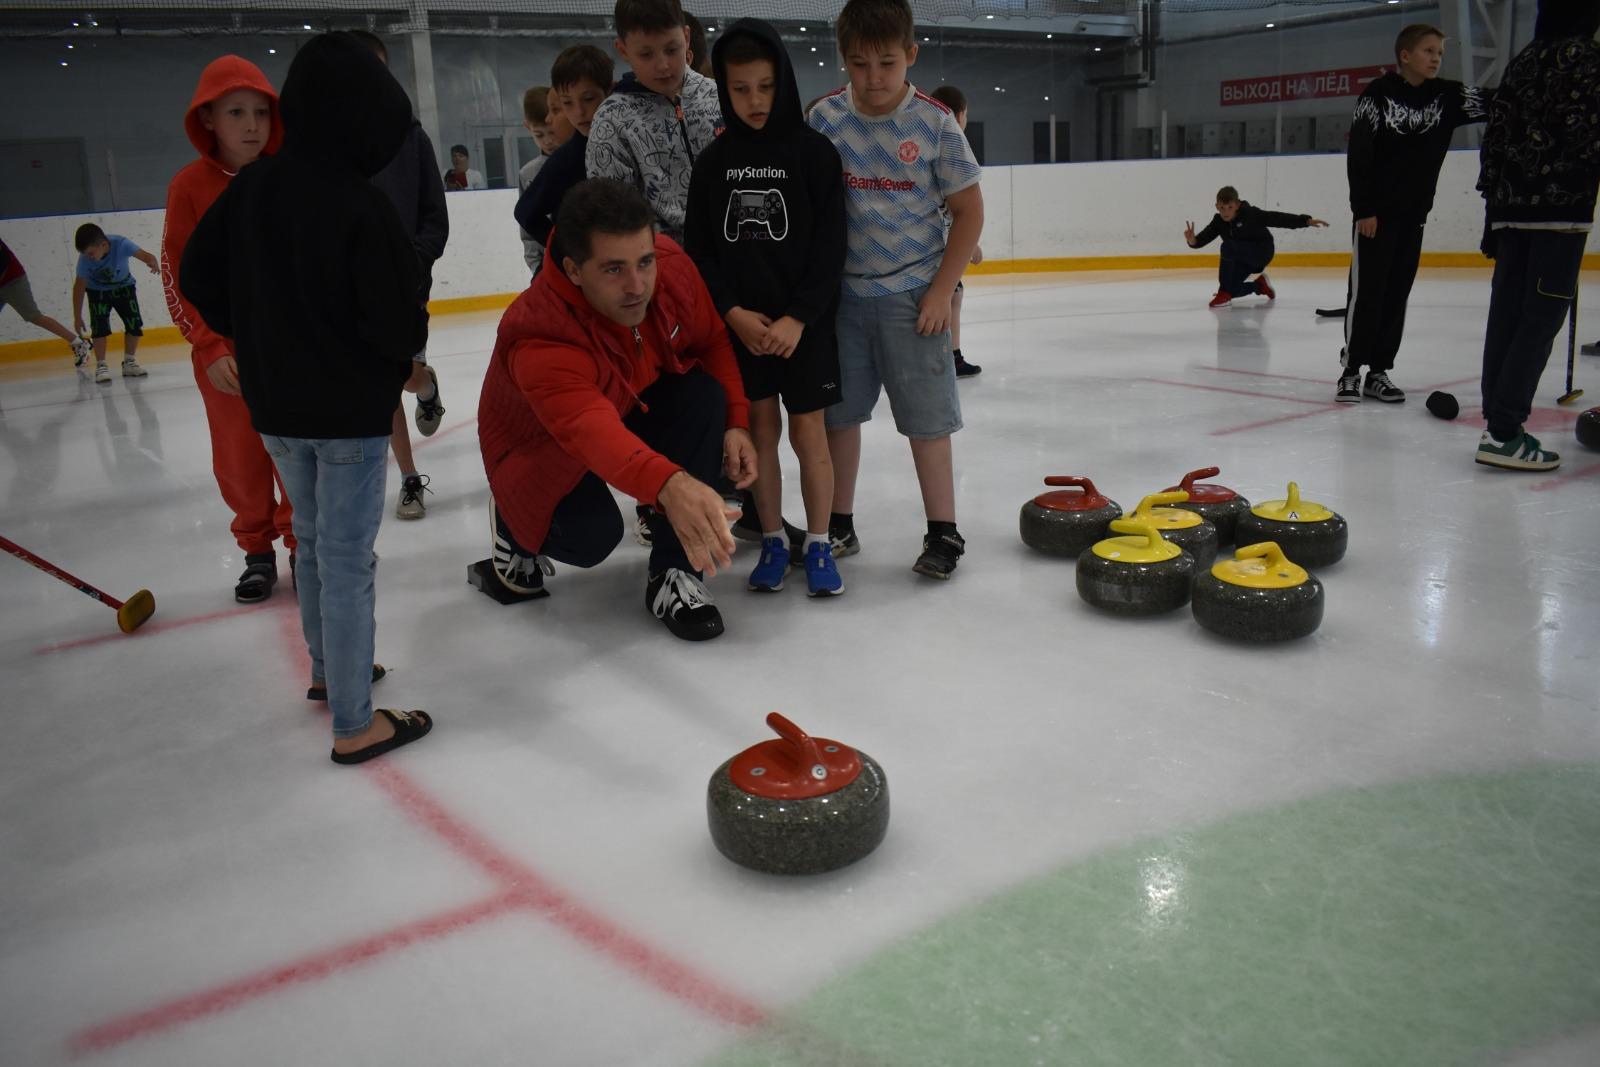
[{"xmin": 706, "ymin": 764, "xmax": 1600, "ymax": 1067}]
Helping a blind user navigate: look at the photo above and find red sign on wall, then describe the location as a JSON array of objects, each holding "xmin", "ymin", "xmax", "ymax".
[{"xmin": 1220, "ymin": 66, "xmax": 1390, "ymax": 107}]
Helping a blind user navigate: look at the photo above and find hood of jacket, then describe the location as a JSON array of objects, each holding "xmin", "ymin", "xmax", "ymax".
[
  {"xmin": 278, "ymin": 33, "xmax": 414, "ymax": 178},
  {"xmin": 184, "ymin": 55, "xmax": 284, "ymax": 160},
  {"xmin": 1536, "ymin": 0, "xmax": 1600, "ymax": 39},
  {"xmin": 711, "ymin": 18, "xmax": 804, "ymax": 137}
]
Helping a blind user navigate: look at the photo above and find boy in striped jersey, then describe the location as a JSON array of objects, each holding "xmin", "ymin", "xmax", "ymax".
[{"xmin": 808, "ymin": 0, "xmax": 984, "ymax": 580}]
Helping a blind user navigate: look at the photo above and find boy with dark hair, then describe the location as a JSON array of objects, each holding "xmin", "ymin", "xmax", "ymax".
[
  {"xmin": 685, "ymin": 12, "xmax": 712, "ymax": 77},
  {"xmin": 514, "ymin": 46, "xmax": 614, "ymax": 255},
  {"xmin": 809, "ymin": 0, "xmax": 983, "ymax": 580},
  {"xmin": 70, "ymin": 222, "xmax": 157, "ymax": 382},
  {"xmin": 1183, "ymin": 186, "xmax": 1328, "ymax": 309},
  {"xmin": 350, "ymin": 28, "xmax": 451, "ymax": 522},
  {"xmin": 685, "ymin": 18, "xmax": 848, "ymax": 597},
  {"xmin": 1340, "ymin": 22, "xmax": 1487, "ymax": 403},
  {"xmin": 0, "ymin": 238, "xmax": 93, "ymax": 367},
  {"xmin": 162, "ymin": 54, "xmax": 296, "ymax": 602},
  {"xmin": 518, "ymin": 84, "xmax": 569, "ymax": 276},
  {"xmin": 1473, "ymin": 0, "xmax": 1600, "ymax": 472},
  {"xmin": 479, "ymin": 179, "xmax": 757, "ymax": 641},
  {"xmin": 587, "ymin": 0, "xmax": 723, "ymax": 243},
  {"xmin": 930, "ymin": 83, "xmax": 984, "ymax": 377},
  {"xmin": 181, "ymin": 33, "xmax": 435, "ymax": 764}
]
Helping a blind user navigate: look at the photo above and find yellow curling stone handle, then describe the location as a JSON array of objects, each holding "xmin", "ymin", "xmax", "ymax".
[
  {"xmin": 1131, "ymin": 491, "xmax": 1203, "ymax": 530},
  {"xmin": 1250, "ymin": 481, "xmax": 1335, "ymax": 523},
  {"xmin": 1093, "ymin": 518, "xmax": 1183, "ymax": 563},
  {"xmin": 1211, "ymin": 541, "xmax": 1309, "ymax": 588}
]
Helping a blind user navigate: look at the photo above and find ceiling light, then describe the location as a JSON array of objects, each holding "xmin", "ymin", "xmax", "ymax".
[
  {"xmin": 1044, "ymin": 95, "xmax": 1050, "ymax": 101},
  {"xmin": 302, "ymin": 23, "xmax": 312, "ymax": 30},
  {"xmin": 1046, "ymin": 33, "xmax": 1053, "ymax": 40},
  {"xmin": 67, "ymin": 43, "xmax": 74, "ymax": 49},
  {"xmin": 268, "ymin": 47, "xmax": 276, "ymax": 54},
  {"xmin": 1094, "ymin": 46, "xmax": 1102, "ymax": 52},
  {"xmin": 61, "ymin": 60, "xmax": 69, "ymax": 66},
  {"xmin": 985, "ymin": 13, "xmax": 995, "ymax": 18},
  {"xmin": 1266, "ymin": 22, "xmax": 1275, "ymax": 28},
  {"xmin": 818, "ymin": 61, "xmax": 825, "ymax": 66},
  {"xmin": 800, "ymin": 26, "xmax": 806, "ymax": 31}
]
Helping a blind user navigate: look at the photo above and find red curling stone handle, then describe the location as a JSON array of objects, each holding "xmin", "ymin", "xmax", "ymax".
[
  {"xmin": 1042, "ymin": 475, "xmax": 1100, "ymax": 495},
  {"xmin": 765, "ymin": 712, "xmax": 822, "ymax": 772},
  {"xmin": 1179, "ymin": 467, "xmax": 1220, "ymax": 492}
]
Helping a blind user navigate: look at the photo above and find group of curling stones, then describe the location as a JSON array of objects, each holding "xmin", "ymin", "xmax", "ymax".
[{"xmin": 1019, "ymin": 467, "xmax": 1347, "ymax": 641}]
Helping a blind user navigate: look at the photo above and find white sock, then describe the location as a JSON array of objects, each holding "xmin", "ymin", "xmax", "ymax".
[
  {"xmin": 763, "ymin": 529, "xmax": 783, "ymax": 542},
  {"xmin": 804, "ymin": 532, "xmax": 828, "ymax": 548}
]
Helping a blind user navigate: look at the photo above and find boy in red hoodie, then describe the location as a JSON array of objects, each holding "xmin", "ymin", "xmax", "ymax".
[{"xmin": 162, "ymin": 56, "xmax": 295, "ymax": 603}]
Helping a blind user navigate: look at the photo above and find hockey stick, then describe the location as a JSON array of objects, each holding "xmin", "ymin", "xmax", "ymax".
[
  {"xmin": 0, "ymin": 534, "xmax": 155, "ymax": 633},
  {"xmin": 1558, "ymin": 294, "xmax": 1584, "ymax": 406},
  {"xmin": 1315, "ymin": 307, "xmax": 1347, "ymax": 318}
]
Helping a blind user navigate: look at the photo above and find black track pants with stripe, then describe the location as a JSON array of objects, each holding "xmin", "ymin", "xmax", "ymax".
[{"xmin": 1342, "ymin": 219, "xmax": 1425, "ymax": 373}]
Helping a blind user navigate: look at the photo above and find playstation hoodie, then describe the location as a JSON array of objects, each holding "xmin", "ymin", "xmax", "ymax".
[
  {"xmin": 179, "ymin": 33, "xmax": 426, "ymax": 440},
  {"xmin": 683, "ymin": 18, "xmax": 846, "ymax": 369}
]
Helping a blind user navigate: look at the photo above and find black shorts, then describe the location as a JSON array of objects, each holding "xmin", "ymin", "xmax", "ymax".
[
  {"xmin": 736, "ymin": 333, "xmax": 841, "ymax": 415},
  {"xmin": 87, "ymin": 285, "xmax": 143, "ymax": 339}
]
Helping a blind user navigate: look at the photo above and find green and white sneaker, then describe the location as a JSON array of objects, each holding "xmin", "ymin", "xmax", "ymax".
[{"xmin": 1476, "ymin": 430, "xmax": 1560, "ymax": 472}]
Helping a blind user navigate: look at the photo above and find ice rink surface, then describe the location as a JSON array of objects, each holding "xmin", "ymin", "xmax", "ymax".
[{"xmin": 3, "ymin": 268, "xmax": 1598, "ymax": 1066}]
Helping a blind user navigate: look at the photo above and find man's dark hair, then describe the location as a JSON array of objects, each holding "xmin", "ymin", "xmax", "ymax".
[
  {"xmin": 450, "ymin": 144, "xmax": 469, "ymax": 157},
  {"xmin": 74, "ymin": 223, "xmax": 107, "ymax": 252},
  {"xmin": 344, "ymin": 28, "xmax": 387, "ymax": 61},
  {"xmin": 615, "ymin": 0, "xmax": 685, "ymax": 40},
  {"xmin": 551, "ymin": 45, "xmax": 615, "ymax": 92},
  {"xmin": 1394, "ymin": 23, "xmax": 1444, "ymax": 61},
  {"xmin": 836, "ymin": 0, "xmax": 915, "ymax": 55},
  {"xmin": 685, "ymin": 12, "xmax": 712, "ymax": 75},
  {"xmin": 720, "ymin": 30, "xmax": 775, "ymax": 69},
  {"xmin": 930, "ymin": 85, "xmax": 966, "ymax": 115},
  {"xmin": 1216, "ymin": 185, "xmax": 1240, "ymax": 205},
  {"xmin": 557, "ymin": 179, "xmax": 655, "ymax": 264}
]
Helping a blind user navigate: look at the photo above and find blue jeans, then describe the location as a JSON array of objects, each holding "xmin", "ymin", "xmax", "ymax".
[{"xmin": 261, "ymin": 434, "xmax": 388, "ymax": 738}]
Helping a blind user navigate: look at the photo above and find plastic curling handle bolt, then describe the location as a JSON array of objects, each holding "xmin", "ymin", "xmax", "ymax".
[
  {"xmin": 1133, "ymin": 491, "xmax": 1190, "ymax": 515},
  {"xmin": 1180, "ymin": 467, "xmax": 1221, "ymax": 491},
  {"xmin": 1107, "ymin": 518, "xmax": 1164, "ymax": 548},
  {"xmin": 1042, "ymin": 475, "xmax": 1097, "ymax": 494},
  {"xmin": 765, "ymin": 712, "xmax": 824, "ymax": 776}
]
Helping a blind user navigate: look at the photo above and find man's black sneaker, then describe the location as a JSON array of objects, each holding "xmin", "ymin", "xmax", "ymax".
[
  {"xmin": 1335, "ymin": 372, "xmax": 1362, "ymax": 403},
  {"xmin": 647, "ymin": 568, "xmax": 724, "ymax": 641},
  {"xmin": 235, "ymin": 553, "xmax": 278, "ymax": 603},
  {"xmin": 1363, "ymin": 371, "xmax": 1405, "ymax": 403},
  {"xmin": 912, "ymin": 530, "xmax": 965, "ymax": 580},
  {"xmin": 490, "ymin": 500, "xmax": 553, "ymax": 594},
  {"xmin": 954, "ymin": 354, "xmax": 982, "ymax": 378}
]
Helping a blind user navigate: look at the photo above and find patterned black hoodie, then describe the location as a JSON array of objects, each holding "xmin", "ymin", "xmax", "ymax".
[
  {"xmin": 1477, "ymin": 3, "xmax": 1600, "ymax": 228},
  {"xmin": 1347, "ymin": 72, "xmax": 1487, "ymax": 222}
]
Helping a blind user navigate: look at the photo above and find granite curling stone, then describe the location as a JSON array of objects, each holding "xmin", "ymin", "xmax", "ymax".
[
  {"xmin": 1577, "ymin": 407, "xmax": 1600, "ymax": 451},
  {"xmin": 707, "ymin": 713, "xmax": 889, "ymax": 875},
  {"xmin": 1076, "ymin": 518, "xmax": 1197, "ymax": 616},
  {"xmin": 1019, "ymin": 475, "xmax": 1122, "ymax": 558},
  {"xmin": 1126, "ymin": 491, "xmax": 1218, "ymax": 569},
  {"xmin": 1193, "ymin": 541, "xmax": 1324, "ymax": 642},
  {"xmin": 1234, "ymin": 481, "xmax": 1348, "ymax": 568},
  {"xmin": 1162, "ymin": 467, "xmax": 1250, "ymax": 545}
]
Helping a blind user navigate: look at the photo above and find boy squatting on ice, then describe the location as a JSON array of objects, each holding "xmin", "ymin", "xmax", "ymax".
[{"xmin": 1183, "ymin": 186, "xmax": 1328, "ymax": 309}]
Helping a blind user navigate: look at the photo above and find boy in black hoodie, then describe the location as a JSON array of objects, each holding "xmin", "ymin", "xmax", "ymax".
[
  {"xmin": 1340, "ymin": 23, "xmax": 1487, "ymax": 404},
  {"xmin": 684, "ymin": 18, "xmax": 847, "ymax": 597},
  {"xmin": 180, "ymin": 33, "xmax": 435, "ymax": 765},
  {"xmin": 1473, "ymin": 0, "xmax": 1600, "ymax": 473},
  {"xmin": 1184, "ymin": 185, "xmax": 1328, "ymax": 308}
]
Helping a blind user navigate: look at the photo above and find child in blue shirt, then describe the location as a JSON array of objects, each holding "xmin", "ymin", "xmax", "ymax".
[{"xmin": 72, "ymin": 223, "xmax": 157, "ymax": 383}]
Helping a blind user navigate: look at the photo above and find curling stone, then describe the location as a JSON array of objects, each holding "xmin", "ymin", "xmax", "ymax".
[
  {"xmin": 1234, "ymin": 482, "xmax": 1348, "ymax": 568},
  {"xmin": 1019, "ymin": 476, "xmax": 1122, "ymax": 558},
  {"xmin": 1162, "ymin": 467, "xmax": 1251, "ymax": 545},
  {"xmin": 1126, "ymin": 491, "xmax": 1219, "ymax": 569},
  {"xmin": 707, "ymin": 713, "xmax": 889, "ymax": 875},
  {"xmin": 1193, "ymin": 542, "xmax": 1324, "ymax": 642},
  {"xmin": 1076, "ymin": 518, "xmax": 1196, "ymax": 616},
  {"xmin": 1576, "ymin": 407, "xmax": 1600, "ymax": 451}
]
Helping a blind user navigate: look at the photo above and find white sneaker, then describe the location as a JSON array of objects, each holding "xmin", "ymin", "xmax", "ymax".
[
  {"xmin": 395, "ymin": 473, "xmax": 430, "ymax": 519},
  {"xmin": 94, "ymin": 362, "xmax": 111, "ymax": 384},
  {"xmin": 71, "ymin": 337, "xmax": 92, "ymax": 366},
  {"xmin": 121, "ymin": 357, "xmax": 147, "ymax": 378},
  {"xmin": 1475, "ymin": 430, "xmax": 1560, "ymax": 472}
]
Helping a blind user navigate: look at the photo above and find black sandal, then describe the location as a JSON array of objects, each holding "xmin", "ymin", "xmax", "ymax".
[
  {"xmin": 307, "ymin": 664, "xmax": 387, "ymax": 701},
  {"xmin": 330, "ymin": 708, "xmax": 433, "ymax": 765},
  {"xmin": 234, "ymin": 554, "xmax": 278, "ymax": 604}
]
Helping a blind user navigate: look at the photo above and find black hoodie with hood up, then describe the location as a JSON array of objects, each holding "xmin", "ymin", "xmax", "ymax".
[
  {"xmin": 180, "ymin": 33, "xmax": 426, "ymax": 440},
  {"xmin": 683, "ymin": 18, "xmax": 846, "ymax": 366}
]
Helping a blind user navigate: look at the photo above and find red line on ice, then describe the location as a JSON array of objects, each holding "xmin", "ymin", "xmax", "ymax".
[
  {"xmin": 1138, "ymin": 377, "xmax": 1330, "ymax": 406},
  {"xmin": 1201, "ymin": 366, "xmax": 1334, "ymax": 385},
  {"xmin": 1529, "ymin": 461, "xmax": 1600, "ymax": 491},
  {"xmin": 34, "ymin": 603, "xmax": 275, "ymax": 656}
]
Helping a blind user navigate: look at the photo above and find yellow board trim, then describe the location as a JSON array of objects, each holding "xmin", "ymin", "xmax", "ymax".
[{"xmin": 5, "ymin": 253, "xmax": 1595, "ymax": 363}]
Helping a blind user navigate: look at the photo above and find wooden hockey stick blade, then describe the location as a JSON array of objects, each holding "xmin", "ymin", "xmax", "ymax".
[{"xmin": 116, "ymin": 589, "xmax": 156, "ymax": 633}]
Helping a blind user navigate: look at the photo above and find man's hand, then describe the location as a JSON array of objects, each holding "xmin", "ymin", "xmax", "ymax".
[
  {"xmin": 764, "ymin": 316, "xmax": 805, "ymax": 359},
  {"xmin": 916, "ymin": 284, "xmax": 955, "ymax": 336},
  {"xmin": 726, "ymin": 306, "xmax": 773, "ymax": 355},
  {"xmin": 1307, "ymin": 218, "xmax": 1330, "ymax": 228},
  {"xmin": 1356, "ymin": 216, "xmax": 1378, "ymax": 238},
  {"xmin": 656, "ymin": 470, "xmax": 739, "ymax": 577},
  {"xmin": 723, "ymin": 427, "xmax": 758, "ymax": 489},
  {"xmin": 206, "ymin": 355, "xmax": 242, "ymax": 396},
  {"xmin": 1184, "ymin": 220, "xmax": 1197, "ymax": 247}
]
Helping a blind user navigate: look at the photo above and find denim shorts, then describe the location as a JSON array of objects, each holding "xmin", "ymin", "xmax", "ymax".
[{"xmin": 825, "ymin": 284, "xmax": 962, "ymax": 439}]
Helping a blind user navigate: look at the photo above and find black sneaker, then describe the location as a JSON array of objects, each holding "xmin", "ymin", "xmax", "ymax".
[
  {"xmin": 1335, "ymin": 372, "xmax": 1362, "ymax": 403},
  {"xmin": 235, "ymin": 553, "xmax": 278, "ymax": 603},
  {"xmin": 912, "ymin": 530, "xmax": 965, "ymax": 580},
  {"xmin": 396, "ymin": 473, "xmax": 430, "ymax": 520},
  {"xmin": 490, "ymin": 500, "xmax": 553, "ymax": 594},
  {"xmin": 829, "ymin": 527, "xmax": 861, "ymax": 559},
  {"xmin": 634, "ymin": 504, "xmax": 654, "ymax": 546},
  {"xmin": 646, "ymin": 568, "xmax": 724, "ymax": 641},
  {"xmin": 413, "ymin": 366, "xmax": 445, "ymax": 437},
  {"xmin": 1363, "ymin": 371, "xmax": 1405, "ymax": 403},
  {"xmin": 954, "ymin": 354, "xmax": 982, "ymax": 378}
]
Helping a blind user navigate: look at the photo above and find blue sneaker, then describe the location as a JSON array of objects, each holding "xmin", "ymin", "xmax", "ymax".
[
  {"xmin": 747, "ymin": 536, "xmax": 790, "ymax": 592},
  {"xmin": 804, "ymin": 540, "xmax": 844, "ymax": 598}
]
